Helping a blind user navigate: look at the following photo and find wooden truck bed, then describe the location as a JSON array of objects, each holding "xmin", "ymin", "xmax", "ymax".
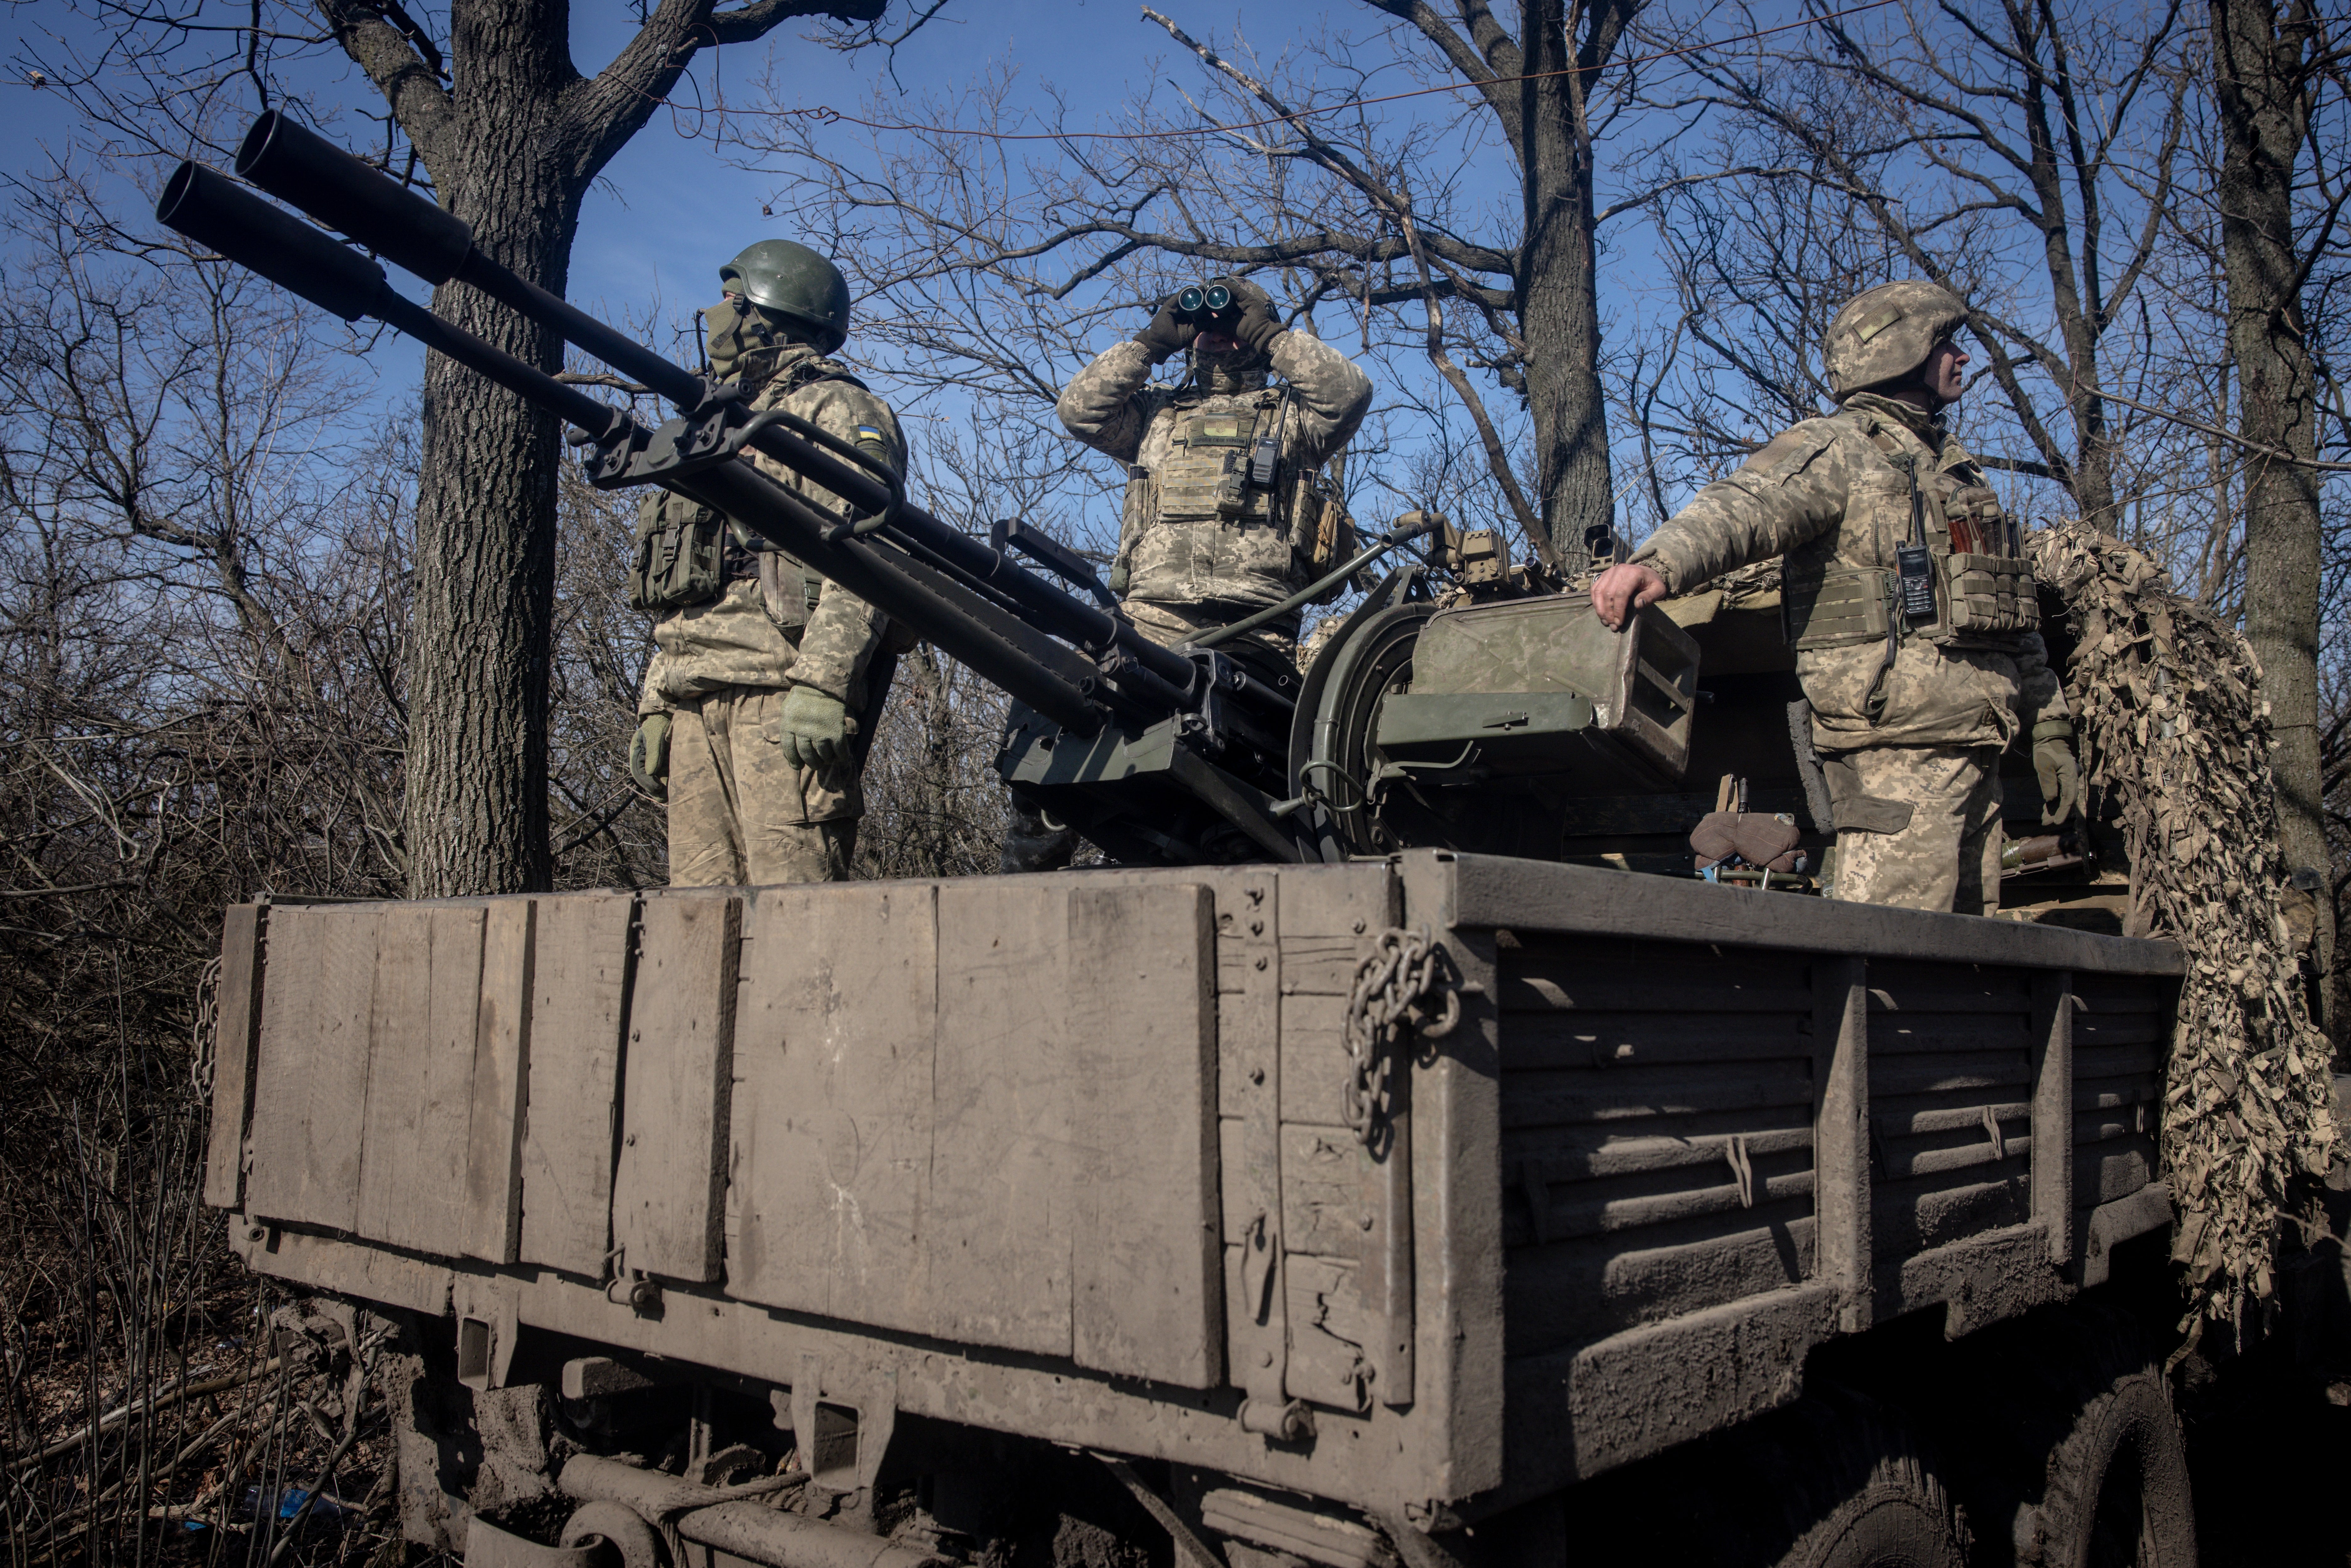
[{"xmin": 204, "ymin": 851, "xmax": 2181, "ymax": 1518}]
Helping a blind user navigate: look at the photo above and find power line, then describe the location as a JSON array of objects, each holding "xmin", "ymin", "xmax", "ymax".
[{"xmin": 676, "ymin": 0, "xmax": 1906, "ymax": 145}]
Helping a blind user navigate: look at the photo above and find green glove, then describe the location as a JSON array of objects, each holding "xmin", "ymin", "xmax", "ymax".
[
  {"xmin": 778, "ymin": 684, "xmax": 850, "ymax": 771},
  {"xmin": 1133, "ymin": 296, "xmax": 1197, "ymax": 363},
  {"xmin": 1230, "ymin": 292, "xmax": 1284, "ymax": 356},
  {"xmin": 630, "ymin": 713, "xmax": 671, "ymax": 802},
  {"xmin": 2032, "ymin": 719, "xmax": 2079, "ymax": 825},
  {"xmin": 1107, "ymin": 562, "xmax": 1130, "ymax": 595}
]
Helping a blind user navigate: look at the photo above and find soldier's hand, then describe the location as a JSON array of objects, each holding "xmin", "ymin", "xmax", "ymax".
[
  {"xmin": 1590, "ymin": 562, "xmax": 1668, "ymax": 630},
  {"xmin": 778, "ymin": 684, "xmax": 850, "ymax": 771},
  {"xmin": 629, "ymin": 713, "xmax": 671, "ymax": 803},
  {"xmin": 1134, "ymin": 296, "xmax": 1198, "ymax": 362},
  {"xmin": 2032, "ymin": 720, "xmax": 2080, "ymax": 825},
  {"xmin": 1229, "ymin": 292, "xmax": 1284, "ymax": 356}
]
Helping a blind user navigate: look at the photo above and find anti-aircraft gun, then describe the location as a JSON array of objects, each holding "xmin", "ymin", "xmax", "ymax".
[{"xmin": 158, "ymin": 115, "xmax": 1702, "ymax": 869}]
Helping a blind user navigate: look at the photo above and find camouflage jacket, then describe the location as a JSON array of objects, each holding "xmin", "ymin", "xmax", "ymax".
[
  {"xmin": 1631, "ymin": 392, "xmax": 2067, "ymax": 754},
  {"xmin": 1056, "ymin": 332, "xmax": 1373, "ymax": 615},
  {"xmin": 639, "ymin": 346, "xmax": 905, "ymax": 716}
]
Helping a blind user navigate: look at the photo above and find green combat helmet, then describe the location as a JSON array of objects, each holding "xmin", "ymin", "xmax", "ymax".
[
  {"xmin": 1821, "ymin": 281, "xmax": 1966, "ymax": 398},
  {"xmin": 719, "ymin": 239, "xmax": 852, "ymax": 356}
]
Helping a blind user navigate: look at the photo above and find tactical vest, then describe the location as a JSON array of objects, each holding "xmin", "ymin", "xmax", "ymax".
[
  {"xmin": 1114, "ymin": 386, "xmax": 1355, "ymax": 591},
  {"xmin": 1781, "ymin": 409, "xmax": 2038, "ymax": 655},
  {"xmin": 626, "ymin": 357, "xmax": 879, "ymax": 627}
]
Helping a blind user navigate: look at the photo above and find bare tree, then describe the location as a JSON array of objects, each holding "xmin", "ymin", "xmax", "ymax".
[
  {"xmin": 1656, "ymin": 0, "xmax": 2192, "ymax": 529},
  {"xmin": 20, "ymin": 0, "xmax": 910, "ymax": 897},
  {"xmin": 2212, "ymin": 0, "xmax": 2339, "ymax": 1021},
  {"xmin": 745, "ymin": 1, "xmax": 1670, "ymax": 572}
]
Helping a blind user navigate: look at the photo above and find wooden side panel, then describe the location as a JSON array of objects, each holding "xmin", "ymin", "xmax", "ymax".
[
  {"xmin": 1866, "ymin": 960, "xmax": 2034, "ymax": 1262},
  {"xmin": 1068, "ymin": 883, "xmax": 1220, "ymax": 1388},
  {"xmin": 519, "ymin": 893, "xmax": 636, "ymax": 1278},
  {"xmin": 465, "ymin": 900, "xmax": 535, "ymax": 1264},
  {"xmin": 615, "ymin": 895, "xmax": 742, "ymax": 1283},
  {"xmin": 203, "ymin": 905, "xmax": 267, "ymax": 1211},
  {"xmin": 729, "ymin": 884, "xmax": 939, "ymax": 1333},
  {"xmin": 1494, "ymin": 935, "xmax": 1819, "ymax": 1355},
  {"xmin": 246, "ymin": 907, "xmax": 377, "ymax": 1231},
  {"xmin": 355, "ymin": 905, "xmax": 487, "ymax": 1255},
  {"xmin": 929, "ymin": 881, "xmax": 1074, "ymax": 1357}
]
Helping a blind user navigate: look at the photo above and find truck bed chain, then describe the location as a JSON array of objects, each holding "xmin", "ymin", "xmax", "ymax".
[{"xmin": 1342, "ymin": 925, "xmax": 1460, "ymax": 1144}]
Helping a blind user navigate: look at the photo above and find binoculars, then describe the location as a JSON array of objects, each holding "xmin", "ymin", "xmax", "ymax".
[{"xmin": 1174, "ymin": 282, "xmax": 1234, "ymax": 317}]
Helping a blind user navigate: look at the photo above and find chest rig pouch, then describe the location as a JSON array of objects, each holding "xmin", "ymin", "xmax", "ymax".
[
  {"xmin": 1155, "ymin": 389, "xmax": 1289, "ymax": 527},
  {"xmin": 1783, "ymin": 412, "xmax": 2037, "ymax": 654},
  {"xmin": 628, "ymin": 489, "xmax": 728, "ymax": 613}
]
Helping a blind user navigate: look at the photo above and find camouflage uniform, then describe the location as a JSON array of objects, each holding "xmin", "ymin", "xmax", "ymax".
[
  {"xmin": 638, "ymin": 343, "xmax": 905, "ymax": 886},
  {"xmin": 999, "ymin": 319, "xmax": 1374, "ymax": 874},
  {"xmin": 1055, "ymin": 329, "xmax": 1374, "ymax": 666},
  {"xmin": 1630, "ymin": 391, "xmax": 2067, "ymax": 913}
]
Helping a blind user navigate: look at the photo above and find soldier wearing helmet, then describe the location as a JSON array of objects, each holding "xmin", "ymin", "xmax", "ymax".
[
  {"xmin": 1590, "ymin": 281, "xmax": 2079, "ymax": 913},
  {"xmin": 627, "ymin": 239, "xmax": 907, "ymax": 885},
  {"xmin": 1004, "ymin": 277, "xmax": 1374, "ymax": 870}
]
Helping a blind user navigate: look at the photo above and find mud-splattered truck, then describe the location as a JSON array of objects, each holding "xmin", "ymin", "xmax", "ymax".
[
  {"xmin": 166, "ymin": 113, "xmax": 2304, "ymax": 1568},
  {"xmin": 205, "ymin": 848, "xmax": 2201, "ymax": 1568}
]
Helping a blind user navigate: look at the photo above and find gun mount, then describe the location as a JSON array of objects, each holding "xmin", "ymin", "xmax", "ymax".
[{"xmin": 161, "ymin": 114, "xmax": 1699, "ymax": 867}]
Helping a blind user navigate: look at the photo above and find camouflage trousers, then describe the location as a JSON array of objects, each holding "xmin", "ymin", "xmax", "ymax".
[
  {"xmin": 1823, "ymin": 744, "xmax": 2004, "ymax": 914},
  {"xmin": 668, "ymin": 685, "xmax": 857, "ymax": 887}
]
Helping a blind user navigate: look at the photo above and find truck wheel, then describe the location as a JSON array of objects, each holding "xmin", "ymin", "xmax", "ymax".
[
  {"xmin": 2021, "ymin": 1363, "xmax": 2195, "ymax": 1568},
  {"xmin": 1777, "ymin": 1449, "xmax": 1968, "ymax": 1568},
  {"xmin": 1701, "ymin": 1390, "xmax": 1970, "ymax": 1568}
]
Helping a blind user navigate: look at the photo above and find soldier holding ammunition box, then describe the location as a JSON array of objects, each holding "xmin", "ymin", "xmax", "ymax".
[{"xmin": 1592, "ymin": 282, "xmax": 2081, "ymax": 913}]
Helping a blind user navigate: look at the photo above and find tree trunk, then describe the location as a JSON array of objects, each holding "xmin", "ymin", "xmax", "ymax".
[
  {"xmin": 400, "ymin": 10, "xmax": 581, "ymax": 898},
  {"xmin": 321, "ymin": 0, "xmax": 881, "ymax": 898},
  {"xmin": 2212, "ymin": 0, "xmax": 2332, "ymax": 1027},
  {"xmin": 1515, "ymin": 3, "xmax": 1615, "ymax": 575}
]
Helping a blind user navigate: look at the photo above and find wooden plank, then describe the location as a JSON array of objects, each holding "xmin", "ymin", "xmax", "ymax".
[
  {"xmin": 519, "ymin": 892, "xmax": 636, "ymax": 1278},
  {"xmin": 1446, "ymin": 852, "xmax": 2182, "ymax": 975},
  {"xmin": 1813, "ymin": 956, "xmax": 1870, "ymax": 1332},
  {"xmin": 356, "ymin": 905, "xmax": 487, "ymax": 1255},
  {"xmin": 1396, "ymin": 853, "xmax": 1504, "ymax": 1500},
  {"xmin": 2030, "ymin": 971, "xmax": 2075, "ymax": 1269},
  {"xmin": 465, "ymin": 899, "xmax": 534, "ymax": 1264},
  {"xmin": 354, "ymin": 906, "xmax": 430, "ymax": 1245},
  {"xmin": 614, "ymin": 895, "xmax": 742, "ymax": 1283},
  {"xmin": 1068, "ymin": 882, "xmax": 1221, "ymax": 1388},
  {"xmin": 728, "ymin": 884, "xmax": 938, "ymax": 1334},
  {"xmin": 245, "ymin": 906, "xmax": 377, "ymax": 1231},
  {"xmin": 928, "ymin": 880, "xmax": 1074, "ymax": 1357},
  {"xmin": 1222, "ymin": 872, "xmax": 1288, "ymax": 1414},
  {"xmin": 203, "ymin": 905, "xmax": 267, "ymax": 1211},
  {"xmin": 374, "ymin": 903, "xmax": 479, "ymax": 1260}
]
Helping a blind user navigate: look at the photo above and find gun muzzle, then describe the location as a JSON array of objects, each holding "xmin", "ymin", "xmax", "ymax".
[
  {"xmin": 237, "ymin": 111, "xmax": 473, "ymax": 286},
  {"xmin": 237, "ymin": 112, "xmax": 702, "ymax": 407},
  {"xmin": 156, "ymin": 162, "xmax": 388, "ymax": 323}
]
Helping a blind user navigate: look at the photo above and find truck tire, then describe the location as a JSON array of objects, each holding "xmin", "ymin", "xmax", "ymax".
[
  {"xmin": 1779, "ymin": 1450, "xmax": 1968, "ymax": 1568},
  {"xmin": 1702, "ymin": 1389, "xmax": 1970, "ymax": 1568},
  {"xmin": 2019, "ymin": 1362, "xmax": 2196, "ymax": 1568}
]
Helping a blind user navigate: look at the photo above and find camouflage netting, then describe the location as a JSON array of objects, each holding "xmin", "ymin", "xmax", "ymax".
[{"xmin": 2030, "ymin": 520, "xmax": 2341, "ymax": 1343}]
